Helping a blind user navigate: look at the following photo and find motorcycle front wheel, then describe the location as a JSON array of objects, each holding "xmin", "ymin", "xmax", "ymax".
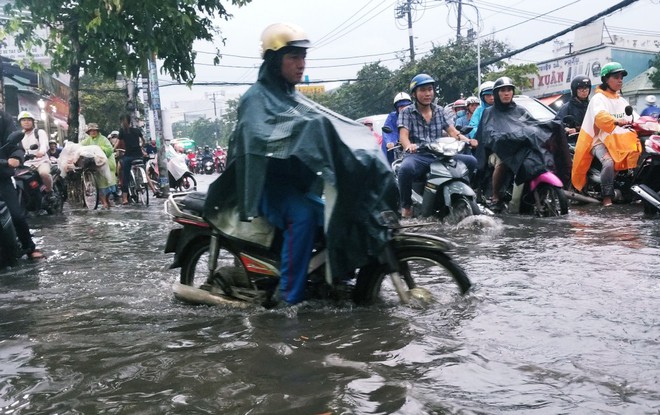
[
  {"xmin": 533, "ymin": 183, "xmax": 568, "ymax": 216},
  {"xmin": 180, "ymin": 239, "xmax": 246, "ymax": 293},
  {"xmin": 354, "ymin": 248, "xmax": 471, "ymax": 306},
  {"xmin": 82, "ymin": 170, "xmax": 98, "ymax": 210},
  {"xmin": 446, "ymin": 195, "xmax": 480, "ymax": 224}
]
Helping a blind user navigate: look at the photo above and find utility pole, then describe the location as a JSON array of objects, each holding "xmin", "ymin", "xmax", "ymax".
[
  {"xmin": 207, "ymin": 92, "xmax": 224, "ymax": 146},
  {"xmin": 147, "ymin": 53, "xmax": 169, "ymax": 197},
  {"xmin": 396, "ymin": 0, "xmax": 417, "ymax": 62},
  {"xmin": 456, "ymin": 0, "xmax": 462, "ymax": 40}
]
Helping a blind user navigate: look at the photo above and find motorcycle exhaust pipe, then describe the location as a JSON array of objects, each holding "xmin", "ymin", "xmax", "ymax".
[{"xmin": 564, "ymin": 190, "xmax": 601, "ymax": 204}]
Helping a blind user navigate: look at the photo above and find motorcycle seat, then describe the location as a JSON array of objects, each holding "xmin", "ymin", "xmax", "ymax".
[
  {"xmin": 131, "ymin": 159, "xmax": 146, "ymax": 166},
  {"xmin": 180, "ymin": 191, "xmax": 207, "ymax": 215}
]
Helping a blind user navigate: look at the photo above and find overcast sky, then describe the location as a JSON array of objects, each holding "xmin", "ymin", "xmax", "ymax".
[{"xmin": 157, "ymin": 0, "xmax": 659, "ymax": 107}]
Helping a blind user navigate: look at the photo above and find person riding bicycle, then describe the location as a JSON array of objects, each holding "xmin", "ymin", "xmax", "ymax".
[
  {"xmin": 18, "ymin": 111, "xmax": 54, "ymax": 200},
  {"xmin": 0, "ymin": 110, "xmax": 43, "ymax": 259},
  {"xmin": 117, "ymin": 114, "xmax": 145, "ymax": 205},
  {"xmin": 571, "ymin": 62, "xmax": 642, "ymax": 206},
  {"xmin": 80, "ymin": 123, "xmax": 117, "ymax": 209},
  {"xmin": 397, "ymin": 73, "xmax": 478, "ymax": 218},
  {"xmin": 203, "ymin": 22, "xmax": 398, "ymax": 305}
]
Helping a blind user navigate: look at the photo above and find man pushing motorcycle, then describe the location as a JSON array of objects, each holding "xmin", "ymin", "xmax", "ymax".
[{"xmin": 202, "ymin": 23, "xmax": 400, "ymax": 305}]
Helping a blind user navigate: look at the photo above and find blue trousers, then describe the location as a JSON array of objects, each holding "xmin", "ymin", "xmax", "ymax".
[
  {"xmin": 398, "ymin": 153, "xmax": 477, "ymax": 208},
  {"xmin": 259, "ymin": 183, "xmax": 324, "ymax": 305}
]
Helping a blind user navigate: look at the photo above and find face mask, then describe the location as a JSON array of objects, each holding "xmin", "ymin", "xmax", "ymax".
[{"xmin": 456, "ymin": 110, "xmax": 466, "ymax": 117}]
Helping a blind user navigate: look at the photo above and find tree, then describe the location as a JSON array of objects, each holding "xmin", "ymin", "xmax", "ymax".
[
  {"xmin": 649, "ymin": 53, "xmax": 660, "ymax": 88},
  {"xmin": 317, "ymin": 37, "xmax": 514, "ymax": 117},
  {"xmin": 188, "ymin": 117, "xmax": 223, "ymax": 148},
  {"xmin": 3, "ymin": 0, "xmax": 251, "ymax": 142},
  {"xmin": 218, "ymin": 97, "xmax": 239, "ymax": 145},
  {"xmin": 483, "ymin": 63, "xmax": 540, "ymax": 90},
  {"xmin": 79, "ymin": 74, "xmax": 134, "ymax": 134},
  {"xmin": 171, "ymin": 120, "xmax": 192, "ymax": 139}
]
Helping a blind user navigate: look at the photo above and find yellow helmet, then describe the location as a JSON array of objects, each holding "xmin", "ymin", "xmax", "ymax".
[{"xmin": 260, "ymin": 22, "xmax": 311, "ymax": 58}]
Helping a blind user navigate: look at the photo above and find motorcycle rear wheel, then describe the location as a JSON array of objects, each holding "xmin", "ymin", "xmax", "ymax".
[
  {"xmin": 533, "ymin": 183, "xmax": 568, "ymax": 216},
  {"xmin": 353, "ymin": 248, "xmax": 471, "ymax": 306},
  {"xmin": 82, "ymin": 170, "xmax": 98, "ymax": 210}
]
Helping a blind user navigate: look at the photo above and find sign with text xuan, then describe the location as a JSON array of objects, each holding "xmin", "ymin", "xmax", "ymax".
[{"xmin": 523, "ymin": 49, "xmax": 610, "ymax": 97}]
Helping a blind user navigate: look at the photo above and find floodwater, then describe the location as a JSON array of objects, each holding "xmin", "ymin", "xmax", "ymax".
[{"xmin": 1, "ymin": 173, "xmax": 659, "ymax": 414}]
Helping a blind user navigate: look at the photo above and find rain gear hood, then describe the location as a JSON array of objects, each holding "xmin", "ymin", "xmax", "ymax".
[
  {"xmin": 203, "ymin": 59, "xmax": 399, "ymax": 279},
  {"xmin": 571, "ymin": 86, "xmax": 641, "ymax": 191},
  {"xmin": 475, "ymin": 100, "xmax": 562, "ymax": 185}
]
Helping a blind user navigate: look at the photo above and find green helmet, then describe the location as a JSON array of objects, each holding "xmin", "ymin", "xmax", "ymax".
[{"xmin": 600, "ymin": 62, "xmax": 628, "ymax": 78}]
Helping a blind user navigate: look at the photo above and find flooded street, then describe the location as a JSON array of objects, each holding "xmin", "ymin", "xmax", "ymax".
[{"xmin": 1, "ymin": 173, "xmax": 659, "ymax": 414}]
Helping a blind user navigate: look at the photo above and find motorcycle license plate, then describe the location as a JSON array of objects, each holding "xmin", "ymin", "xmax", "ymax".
[{"xmin": 164, "ymin": 228, "xmax": 182, "ymax": 253}]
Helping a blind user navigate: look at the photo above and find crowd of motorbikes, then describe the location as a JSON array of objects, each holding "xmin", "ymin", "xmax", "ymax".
[
  {"xmin": 162, "ymin": 101, "xmax": 660, "ymax": 310},
  {"xmin": 0, "ymin": 134, "xmax": 225, "ymax": 268}
]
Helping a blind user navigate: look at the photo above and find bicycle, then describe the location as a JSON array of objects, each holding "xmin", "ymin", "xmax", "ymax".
[{"xmin": 128, "ymin": 159, "xmax": 149, "ymax": 206}]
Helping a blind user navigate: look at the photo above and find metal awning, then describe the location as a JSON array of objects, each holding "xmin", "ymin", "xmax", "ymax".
[{"xmin": 538, "ymin": 94, "xmax": 563, "ymax": 106}]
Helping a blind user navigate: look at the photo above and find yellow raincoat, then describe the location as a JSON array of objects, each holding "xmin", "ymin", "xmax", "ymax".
[{"xmin": 571, "ymin": 86, "xmax": 641, "ymax": 191}]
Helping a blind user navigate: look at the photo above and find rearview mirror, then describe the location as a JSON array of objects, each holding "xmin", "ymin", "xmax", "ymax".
[{"xmin": 381, "ymin": 126, "xmax": 393, "ymax": 134}]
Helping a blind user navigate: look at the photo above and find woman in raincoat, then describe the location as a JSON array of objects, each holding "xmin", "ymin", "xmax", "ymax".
[
  {"xmin": 571, "ymin": 62, "xmax": 641, "ymax": 206},
  {"xmin": 81, "ymin": 123, "xmax": 117, "ymax": 208}
]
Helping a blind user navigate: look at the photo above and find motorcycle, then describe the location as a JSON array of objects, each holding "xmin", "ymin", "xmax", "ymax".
[
  {"xmin": 12, "ymin": 145, "xmax": 65, "ymax": 215},
  {"xmin": 215, "ymin": 152, "xmax": 226, "ymax": 173},
  {"xmin": 390, "ymin": 127, "xmax": 480, "ymax": 223},
  {"xmin": 631, "ymin": 132, "xmax": 660, "ymax": 216},
  {"xmin": 168, "ymin": 150, "xmax": 197, "ymax": 192},
  {"xmin": 0, "ymin": 182, "xmax": 19, "ymax": 269},
  {"xmin": 564, "ymin": 107, "xmax": 652, "ymax": 204},
  {"xmin": 164, "ymin": 192, "xmax": 471, "ymax": 308},
  {"xmin": 202, "ymin": 156, "xmax": 215, "ymax": 175}
]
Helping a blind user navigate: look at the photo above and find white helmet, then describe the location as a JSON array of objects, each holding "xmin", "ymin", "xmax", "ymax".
[
  {"xmin": 18, "ymin": 111, "xmax": 36, "ymax": 121},
  {"xmin": 646, "ymin": 95, "xmax": 656, "ymax": 105},
  {"xmin": 465, "ymin": 96, "xmax": 480, "ymax": 105},
  {"xmin": 393, "ymin": 92, "xmax": 412, "ymax": 107}
]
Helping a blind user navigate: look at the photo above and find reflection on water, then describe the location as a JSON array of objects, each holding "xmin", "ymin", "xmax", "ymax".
[{"xmin": 1, "ymin": 190, "xmax": 659, "ymax": 413}]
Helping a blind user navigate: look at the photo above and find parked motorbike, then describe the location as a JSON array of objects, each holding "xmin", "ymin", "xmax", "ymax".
[
  {"xmin": 390, "ymin": 128, "xmax": 480, "ymax": 223},
  {"xmin": 164, "ymin": 192, "xmax": 471, "ymax": 308},
  {"xmin": 12, "ymin": 145, "xmax": 65, "ymax": 215}
]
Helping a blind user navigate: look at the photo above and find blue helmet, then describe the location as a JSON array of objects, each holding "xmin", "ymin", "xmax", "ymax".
[{"xmin": 409, "ymin": 73, "xmax": 435, "ymax": 94}]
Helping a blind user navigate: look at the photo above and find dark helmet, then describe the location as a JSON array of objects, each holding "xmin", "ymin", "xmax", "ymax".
[
  {"xmin": 493, "ymin": 77, "xmax": 516, "ymax": 94},
  {"xmin": 570, "ymin": 75, "xmax": 591, "ymax": 98},
  {"xmin": 409, "ymin": 73, "xmax": 435, "ymax": 95},
  {"xmin": 493, "ymin": 77, "xmax": 516, "ymax": 108}
]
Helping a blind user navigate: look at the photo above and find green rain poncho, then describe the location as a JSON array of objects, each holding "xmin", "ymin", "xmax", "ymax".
[
  {"xmin": 204, "ymin": 62, "xmax": 399, "ymax": 280},
  {"xmin": 80, "ymin": 133, "xmax": 117, "ymax": 192}
]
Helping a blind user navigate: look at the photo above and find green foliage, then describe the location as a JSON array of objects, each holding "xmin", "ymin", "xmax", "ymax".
[
  {"xmin": 2, "ymin": 0, "xmax": 252, "ymax": 141},
  {"xmin": 79, "ymin": 74, "xmax": 131, "ymax": 134},
  {"xmin": 318, "ymin": 37, "xmax": 513, "ymax": 118},
  {"xmin": 218, "ymin": 97, "xmax": 238, "ymax": 145},
  {"xmin": 173, "ymin": 117, "xmax": 226, "ymax": 148},
  {"xmin": 483, "ymin": 63, "xmax": 540, "ymax": 90},
  {"xmin": 649, "ymin": 54, "xmax": 660, "ymax": 88}
]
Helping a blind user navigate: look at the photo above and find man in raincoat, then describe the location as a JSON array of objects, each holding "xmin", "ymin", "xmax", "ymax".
[
  {"xmin": 204, "ymin": 23, "xmax": 398, "ymax": 305},
  {"xmin": 571, "ymin": 62, "xmax": 641, "ymax": 206}
]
